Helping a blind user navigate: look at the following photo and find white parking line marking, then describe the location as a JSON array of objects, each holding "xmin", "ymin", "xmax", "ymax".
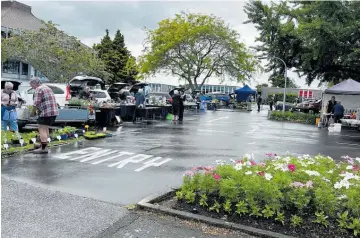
[
  {"xmin": 80, "ymin": 150, "xmax": 118, "ymax": 162},
  {"xmin": 53, "ymin": 147, "xmax": 102, "ymax": 160},
  {"xmin": 92, "ymin": 151, "xmax": 134, "ymax": 165},
  {"xmin": 206, "ymin": 116, "xmax": 229, "ymax": 123},
  {"xmin": 246, "ymin": 126, "xmax": 259, "ymax": 134},
  {"xmin": 108, "ymin": 154, "xmax": 154, "ymax": 168},
  {"xmin": 134, "ymin": 157, "xmax": 172, "ymax": 172}
]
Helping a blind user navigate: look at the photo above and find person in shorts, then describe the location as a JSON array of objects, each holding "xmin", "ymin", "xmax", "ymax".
[{"xmin": 30, "ymin": 78, "xmax": 59, "ymax": 154}]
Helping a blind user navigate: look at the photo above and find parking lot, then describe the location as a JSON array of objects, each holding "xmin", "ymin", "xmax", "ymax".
[{"xmin": 2, "ymin": 108, "xmax": 360, "ymax": 205}]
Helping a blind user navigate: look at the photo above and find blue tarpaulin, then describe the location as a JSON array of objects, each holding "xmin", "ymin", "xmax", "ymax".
[{"xmin": 234, "ymin": 85, "xmax": 256, "ymax": 102}]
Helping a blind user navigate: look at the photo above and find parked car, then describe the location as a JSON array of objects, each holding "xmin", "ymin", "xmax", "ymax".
[
  {"xmin": 90, "ymin": 89, "xmax": 112, "ymax": 103},
  {"xmin": 108, "ymin": 83, "xmax": 130, "ymax": 102},
  {"xmin": 295, "ymin": 99, "xmax": 322, "ymax": 113},
  {"xmin": 275, "ymin": 101, "xmax": 294, "ymax": 111},
  {"xmin": 129, "ymin": 83, "xmax": 148, "ymax": 95},
  {"xmin": 146, "ymin": 92, "xmax": 172, "ymax": 104},
  {"xmin": 68, "ymin": 75, "xmax": 105, "ymax": 97},
  {"xmin": 20, "ymin": 83, "xmax": 70, "ymax": 108}
]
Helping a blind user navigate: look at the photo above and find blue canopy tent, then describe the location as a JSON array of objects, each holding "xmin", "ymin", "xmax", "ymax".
[{"xmin": 234, "ymin": 85, "xmax": 256, "ymax": 102}]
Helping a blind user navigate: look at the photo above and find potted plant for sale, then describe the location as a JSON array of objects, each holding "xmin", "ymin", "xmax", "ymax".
[{"xmin": 62, "ymin": 126, "xmax": 77, "ymax": 138}]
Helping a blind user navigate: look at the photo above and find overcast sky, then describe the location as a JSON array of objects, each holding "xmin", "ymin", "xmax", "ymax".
[{"xmin": 24, "ymin": 0, "xmax": 319, "ymax": 88}]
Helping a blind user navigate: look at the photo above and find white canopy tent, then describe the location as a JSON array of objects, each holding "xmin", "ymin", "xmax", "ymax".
[{"xmin": 321, "ymin": 79, "xmax": 360, "ymax": 113}]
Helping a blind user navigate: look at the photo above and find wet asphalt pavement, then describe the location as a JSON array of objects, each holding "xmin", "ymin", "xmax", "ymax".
[
  {"xmin": 2, "ymin": 106, "xmax": 360, "ymax": 237},
  {"xmin": 2, "ymin": 107, "xmax": 360, "ymax": 205}
]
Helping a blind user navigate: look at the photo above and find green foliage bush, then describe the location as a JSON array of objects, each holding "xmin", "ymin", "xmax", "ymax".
[
  {"xmin": 177, "ymin": 155, "xmax": 360, "ymax": 236},
  {"xmin": 270, "ymin": 93, "xmax": 298, "ymax": 104},
  {"xmin": 269, "ymin": 111, "xmax": 319, "ymax": 124}
]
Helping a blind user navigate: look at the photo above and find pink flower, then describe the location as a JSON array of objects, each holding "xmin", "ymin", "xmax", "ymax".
[
  {"xmin": 213, "ymin": 173, "xmax": 221, "ymax": 181},
  {"xmin": 258, "ymin": 171, "xmax": 265, "ymax": 176},
  {"xmin": 353, "ymin": 165, "xmax": 360, "ymax": 172},
  {"xmin": 290, "ymin": 182, "xmax": 305, "ymax": 188},
  {"xmin": 184, "ymin": 171, "xmax": 194, "ymax": 177},
  {"xmin": 259, "ymin": 162, "xmax": 266, "ymax": 167},
  {"xmin": 236, "ymin": 160, "xmax": 243, "ymax": 164},
  {"xmin": 274, "ymin": 154, "xmax": 277, "ymax": 156},
  {"xmin": 191, "ymin": 166, "xmax": 203, "ymax": 171},
  {"xmin": 204, "ymin": 166, "xmax": 215, "ymax": 171},
  {"xmin": 305, "ymin": 181, "xmax": 313, "ymax": 188},
  {"xmin": 250, "ymin": 161, "xmax": 257, "ymax": 166},
  {"xmin": 266, "ymin": 153, "xmax": 273, "ymax": 157},
  {"xmin": 288, "ymin": 164, "xmax": 296, "ymax": 172}
]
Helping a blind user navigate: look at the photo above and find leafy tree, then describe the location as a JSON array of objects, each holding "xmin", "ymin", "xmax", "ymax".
[
  {"xmin": 1, "ymin": 21, "xmax": 110, "ymax": 82},
  {"xmin": 255, "ymin": 83, "xmax": 269, "ymax": 92},
  {"xmin": 269, "ymin": 75, "xmax": 298, "ymax": 88},
  {"xmin": 244, "ymin": 0, "xmax": 360, "ymax": 85},
  {"xmin": 139, "ymin": 12, "xmax": 258, "ymax": 90},
  {"xmin": 94, "ymin": 29, "xmax": 138, "ymax": 84}
]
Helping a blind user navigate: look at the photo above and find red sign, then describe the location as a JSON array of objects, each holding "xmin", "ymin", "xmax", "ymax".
[
  {"xmin": 299, "ymin": 90, "xmax": 303, "ymax": 97},
  {"xmin": 303, "ymin": 91, "xmax": 308, "ymax": 98},
  {"xmin": 308, "ymin": 91, "xmax": 313, "ymax": 98}
]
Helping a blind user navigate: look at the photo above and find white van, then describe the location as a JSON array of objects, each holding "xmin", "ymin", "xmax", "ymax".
[{"xmin": 20, "ymin": 83, "xmax": 71, "ymax": 108}]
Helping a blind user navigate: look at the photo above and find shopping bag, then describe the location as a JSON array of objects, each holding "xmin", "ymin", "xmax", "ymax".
[{"xmin": 166, "ymin": 113, "xmax": 173, "ymax": 120}]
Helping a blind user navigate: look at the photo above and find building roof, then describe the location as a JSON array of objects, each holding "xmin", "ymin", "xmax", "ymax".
[{"xmin": 1, "ymin": 1, "xmax": 44, "ymax": 30}]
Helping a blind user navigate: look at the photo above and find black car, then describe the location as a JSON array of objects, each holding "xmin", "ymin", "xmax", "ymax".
[{"xmin": 68, "ymin": 75, "xmax": 105, "ymax": 97}]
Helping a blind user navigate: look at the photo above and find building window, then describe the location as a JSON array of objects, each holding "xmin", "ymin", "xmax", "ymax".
[
  {"xmin": 22, "ymin": 63, "xmax": 29, "ymax": 75},
  {"xmin": 2, "ymin": 61, "xmax": 20, "ymax": 74}
]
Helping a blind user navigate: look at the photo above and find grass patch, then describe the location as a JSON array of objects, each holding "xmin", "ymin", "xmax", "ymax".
[{"xmin": 269, "ymin": 111, "xmax": 319, "ymax": 124}]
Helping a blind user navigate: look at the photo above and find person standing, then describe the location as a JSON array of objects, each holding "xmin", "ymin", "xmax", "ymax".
[
  {"xmin": 133, "ymin": 88, "xmax": 145, "ymax": 123},
  {"xmin": 179, "ymin": 91, "xmax": 185, "ymax": 122},
  {"xmin": 269, "ymin": 95, "xmax": 274, "ymax": 111},
  {"xmin": 1, "ymin": 82, "xmax": 19, "ymax": 132},
  {"xmin": 172, "ymin": 90, "xmax": 181, "ymax": 122},
  {"xmin": 332, "ymin": 101, "xmax": 344, "ymax": 123},
  {"xmin": 257, "ymin": 94, "xmax": 262, "ymax": 112},
  {"xmin": 326, "ymin": 96, "xmax": 337, "ymax": 125},
  {"xmin": 30, "ymin": 78, "xmax": 59, "ymax": 154},
  {"xmin": 79, "ymin": 86, "xmax": 92, "ymax": 100}
]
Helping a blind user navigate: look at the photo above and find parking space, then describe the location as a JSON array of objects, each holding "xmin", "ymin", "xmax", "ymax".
[{"xmin": 2, "ymin": 109, "xmax": 360, "ymax": 205}]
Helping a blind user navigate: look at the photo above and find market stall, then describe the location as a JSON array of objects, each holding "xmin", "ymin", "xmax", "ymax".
[
  {"xmin": 321, "ymin": 79, "xmax": 360, "ymax": 126},
  {"xmin": 234, "ymin": 85, "xmax": 256, "ymax": 102}
]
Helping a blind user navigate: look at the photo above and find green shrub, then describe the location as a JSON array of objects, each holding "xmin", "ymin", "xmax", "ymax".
[
  {"xmin": 179, "ymin": 155, "xmax": 360, "ymax": 236},
  {"xmin": 270, "ymin": 93, "xmax": 298, "ymax": 103},
  {"xmin": 269, "ymin": 111, "xmax": 319, "ymax": 124}
]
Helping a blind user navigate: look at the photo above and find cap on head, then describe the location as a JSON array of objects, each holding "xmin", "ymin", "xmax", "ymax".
[
  {"xmin": 174, "ymin": 90, "xmax": 179, "ymax": 95},
  {"xmin": 138, "ymin": 89, "xmax": 143, "ymax": 93}
]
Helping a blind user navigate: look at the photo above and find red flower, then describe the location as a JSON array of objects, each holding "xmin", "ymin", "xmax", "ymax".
[
  {"xmin": 288, "ymin": 164, "xmax": 296, "ymax": 172},
  {"xmin": 258, "ymin": 171, "xmax": 265, "ymax": 176},
  {"xmin": 266, "ymin": 153, "xmax": 273, "ymax": 157},
  {"xmin": 191, "ymin": 166, "xmax": 203, "ymax": 171},
  {"xmin": 236, "ymin": 160, "xmax": 243, "ymax": 164},
  {"xmin": 250, "ymin": 161, "xmax": 257, "ymax": 166},
  {"xmin": 213, "ymin": 173, "xmax": 221, "ymax": 181}
]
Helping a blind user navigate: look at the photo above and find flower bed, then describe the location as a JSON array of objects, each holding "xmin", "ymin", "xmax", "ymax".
[
  {"xmin": 269, "ymin": 111, "xmax": 319, "ymax": 124},
  {"xmin": 175, "ymin": 154, "xmax": 360, "ymax": 237}
]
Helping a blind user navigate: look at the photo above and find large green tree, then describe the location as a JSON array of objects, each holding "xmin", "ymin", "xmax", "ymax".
[
  {"xmin": 1, "ymin": 21, "xmax": 110, "ymax": 82},
  {"xmin": 269, "ymin": 75, "xmax": 298, "ymax": 88},
  {"xmin": 244, "ymin": 0, "xmax": 360, "ymax": 85},
  {"xmin": 93, "ymin": 29, "xmax": 138, "ymax": 84},
  {"xmin": 138, "ymin": 12, "xmax": 258, "ymax": 90}
]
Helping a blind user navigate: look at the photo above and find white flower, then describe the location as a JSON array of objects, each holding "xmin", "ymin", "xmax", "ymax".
[
  {"xmin": 307, "ymin": 161, "xmax": 315, "ymax": 165},
  {"xmin": 264, "ymin": 173, "xmax": 273, "ymax": 181},
  {"xmin": 234, "ymin": 163, "xmax": 243, "ymax": 171},
  {"xmin": 355, "ymin": 157, "xmax": 360, "ymax": 163},
  {"xmin": 322, "ymin": 177, "xmax": 331, "ymax": 183},
  {"xmin": 282, "ymin": 157, "xmax": 291, "ymax": 163},
  {"xmin": 244, "ymin": 154, "xmax": 252, "ymax": 160},
  {"xmin": 334, "ymin": 180, "xmax": 351, "ymax": 189},
  {"xmin": 230, "ymin": 159, "xmax": 236, "ymax": 163},
  {"xmin": 216, "ymin": 160, "xmax": 226, "ymax": 165},
  {"xmin": 340, "ymin": 172, "xmax": 360, "ymax": 181},
  {"xmin": 346, "ymin": 165, "xmax": 353, "ymax": 170},
  {"xmin": 245, "ymin": 171, "xmax": 252, "ymax": 175},
  {"xmin": 304, "ymin": 170, "xmax": 321, "ymax": 176},
  {"xmin": 337, "ymin": 194, "xmax": 347, "ymax": 200},
  {"xmin": 328, "ymin": 170, "xmax": 334, "ymax": 174}
]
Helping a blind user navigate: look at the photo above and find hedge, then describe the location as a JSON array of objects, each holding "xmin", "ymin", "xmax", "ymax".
[
  {"xmin": 268, "ymin": 111, "xmax": 319, "ymax": 124},
  {"xmin": 267, "ymin": 93, "xmax": 298, "ymax": 104}
]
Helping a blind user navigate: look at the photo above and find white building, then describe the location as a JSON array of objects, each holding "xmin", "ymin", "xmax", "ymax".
[{"xmin": 1, "ymin": 0, "xmax": 49, "ymax": 85}]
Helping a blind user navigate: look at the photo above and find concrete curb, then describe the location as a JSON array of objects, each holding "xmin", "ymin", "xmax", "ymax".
[{"xmin": 137, "ymin": 190, "xmax": 296, "ymax": 238}]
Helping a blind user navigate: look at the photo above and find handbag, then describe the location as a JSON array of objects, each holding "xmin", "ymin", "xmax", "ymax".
[{"xmin": 2, "ymin": 108, "xmax": 18, "ymax": 121}]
